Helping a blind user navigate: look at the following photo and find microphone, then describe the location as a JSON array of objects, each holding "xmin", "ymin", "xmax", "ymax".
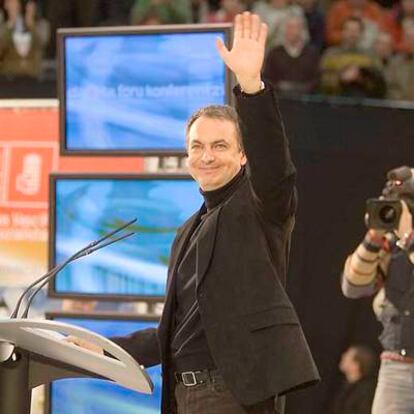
[{"xmin": 10, "ymin": 218, "xmax": 138, "ymax": 319}]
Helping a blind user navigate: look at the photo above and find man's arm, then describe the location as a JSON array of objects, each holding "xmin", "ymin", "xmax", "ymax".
[
  {"xmin": 216, "ymin": 12, "xmax": 296, "ymax": 223},
  {"xmin": 109, "ymin": 327, "xmax": 161, "ymax": 368},
  {"xmin": 342, "ymin": 230, "xmax": 391, "ymax": 298}
]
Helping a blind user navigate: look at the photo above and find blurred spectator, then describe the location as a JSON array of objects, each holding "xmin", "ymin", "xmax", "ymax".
[
  {"xmin": 0, "ymin": 0, "xmax": 49, "ymax": 78},
  {"xmin": 296, "ymin": 0, "xmax": 326, "ymax": 51},
  {"xmin": 253, "ymin": 0, "xmax": 305, "ymax": 48},
  {"xmin": 206, "ymin": 0, "xmax": 245, "ymax": 23},
  {"xmin": 386, "ymin": 23, "xmax": 414, "ymax": 100},
  {"xmin": 190, "ymin": 0, "xmax": 210, "ymax": 22},
  {"xmin": 130, "ymin": 0, "xmax": 191, "ymax": 25},
  {"xmin": 263, "ymin": 14, "xmax": 320, "ymax": 93},
  {"xmin": 320, "ymin": 16, "xmax": 386, "ymax": 97},
  {"xmin": 331, "ymin": 345, "xmax": 378, "ymax": 414},
  {"xmin": 98, "ymin": 0, "xmax": 135, "ymax": 26},
  {"xmin": 326, "ymin": 0, "xmax": 386, "ymax": 49},
  {"xmin": 42, "ymin": 0, "xmax": 99, "ymax": 58},
  {"xmin": 373, "ymin": 30, "xmax": 394, "ymax": 66},
  {"xmin": 384, "ymin": 0, "xmax": 414, "ymax": 50}
]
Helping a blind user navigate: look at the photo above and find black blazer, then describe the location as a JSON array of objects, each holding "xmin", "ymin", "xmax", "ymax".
[{"xmin": 112, "ymin": 85, "xmax": 320, "ymax": 413}]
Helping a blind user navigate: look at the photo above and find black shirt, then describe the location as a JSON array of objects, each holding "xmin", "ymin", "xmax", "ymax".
[{"xmin": 171, "ymin": 168, "xmax": 245, "ymax": 372}]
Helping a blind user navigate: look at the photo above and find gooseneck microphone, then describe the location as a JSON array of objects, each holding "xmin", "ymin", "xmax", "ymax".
[{"xmin": 10, "ymin": 218, "xmax": 138, "ymax": 319}]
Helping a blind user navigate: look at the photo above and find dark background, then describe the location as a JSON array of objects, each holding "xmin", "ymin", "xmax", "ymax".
[{"xmin": 280, "ymin": 97, "xmax": 413, "ymax": 413}]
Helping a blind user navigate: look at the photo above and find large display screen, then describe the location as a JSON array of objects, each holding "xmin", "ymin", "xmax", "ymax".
[
  {"xmin": 46, "ymin": 313, "xmax": 161, "ymax": 414},
  {"xmin": 58, "ymin": 25, "xmax": 231, "ymax": 154},
  {"xmin": 49, "ymin": 174, "xmax": 202, "ymax": 300}
]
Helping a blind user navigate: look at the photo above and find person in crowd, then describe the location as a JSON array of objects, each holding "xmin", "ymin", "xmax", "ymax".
[
  {"xmin": 97, "ymin": 0, "xmax": 135, "ymax": 26},
  {"xmin": 253, "ymin": 0, "xmax": 305, "ymax": 49},
  {"xmin": 42, "ymin": 0, "xmax": 98, "ymax": 58},
  {"xmin": 383, "ymin": 0, "xmax": 414, "ymax": 51},
  {"xmin": 68, "ymin": 12, "xmax": 320, "ymax": 414},
  {"xmin": 386, "ymin": 23, "xmax": 414, "ymax": 100},
  {"xmin": 296, "ymin": 0, "xmax": 326, "ymax": 51},
  {"xmin": 326, "ymin": 0, "xmax": 386, "ymax": 49},
  {"xmin": 263, "ymin": 13, "xmax": 320, "ymax": 94},
  {"xmin": 0, "ymin": 0, "xmax": 49, "ymax": 78},
  {"xmin": 342, "ymin": 166, "xmax": 414, "ymax": 414},
  {"xmin": 130, "ymin": 0, "xmax": 191, "ymax": 25},
  {"xmin": 373, "ymin": 30, "xmax": 394, "ymax": 68},
  {"xmin": 331, "ymin": 345, "xmax": 378, "ymax": 414},
  {"xmin": 206, "ymin": 0, "xmax": 245, "ymax": 23},
  {"xmin": 320, "ymin": 16, "xmax": 386, "ymax": 97},
  {"xmin": 189, "ymin": 0, "xmax": 210, "ymax": 23}
]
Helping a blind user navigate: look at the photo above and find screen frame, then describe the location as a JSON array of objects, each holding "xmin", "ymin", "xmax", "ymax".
[
  {"xmin": 44, "ymin": 311, "xmax": 160, "ymax": 414},
  {"xmin": 48, "ymin": 172, "xmax": 199, "ymax": 301},
  {"xmin": 57, "ymin": 24, "xmax": 233, "ymax": 156}
]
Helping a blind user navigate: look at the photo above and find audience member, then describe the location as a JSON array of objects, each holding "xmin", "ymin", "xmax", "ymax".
[
  {"xmin": 331, "ymin": 345, "xmax": 378, "ymax": 414},
  {"xmin": 0, "ymin": 0, "xmax": 49, "ymax": 78},
  {"xmin": 130, "ymin": 0, "xmax": 191, "ymax": 25},
  {"xmin": 263, "ymin": 13, "xmax": 320, "ymax": 93},
  {"xmin": 384, "ymin": 0, "xmax": 414, "ymax": 51},
  {"xmin": 253, "ymin": 0, "xmax": 305, "ymax": 48},
  {"xmin": 42, "ymin": 0, "xmax": 98, "ymax": 58},
  {"xmin": 189, "ymin": 0, "xmax": 210, "ymax": 23},
  {"xmin": 320, "ymin": 16, "xmax": 386, "ymax": 97},
  {"xmin": 386, "ymin": 23, "xmax": 414, "ymax": 100},
  {"xmin": 97, "ymin": 0, "xmax": 135, "ymax": 26},
  {"xmin": 326, "ymin": 0, "xmax": 386, "ymax": 49},
  {"xmin": 206, "ymin": 0, "xmax": 245, "ymax": 23},
  {"xmin": 373, "ymin": 30, "xmax": 394, "ymax": 67},
  {"xmin": 296, "ymin": 0, "xmax": 326, "ymax": 51}
]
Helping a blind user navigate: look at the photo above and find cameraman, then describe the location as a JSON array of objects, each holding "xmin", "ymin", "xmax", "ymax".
[{"xmin": 342, "ymin": 166, "xmax": 414, "ymax": 414}]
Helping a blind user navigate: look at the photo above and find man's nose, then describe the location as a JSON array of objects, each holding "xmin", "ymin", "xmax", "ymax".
[{"xmin": 201, "ymin": 148, "xmax": 215, "ymax": 163}]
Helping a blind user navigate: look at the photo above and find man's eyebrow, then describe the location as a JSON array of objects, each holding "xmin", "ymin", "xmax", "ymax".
[{"xmin": 189, "ymin": 139, "xmax": 229, "ymax": 146}]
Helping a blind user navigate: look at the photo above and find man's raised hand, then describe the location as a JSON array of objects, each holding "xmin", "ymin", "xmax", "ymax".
[{"xmin": 216, "ymin": 12, "xmax": 268, "ymax": 94}]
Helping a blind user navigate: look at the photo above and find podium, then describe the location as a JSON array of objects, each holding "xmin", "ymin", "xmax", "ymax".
[{"xmin": 0, "ymin": 319, "xmax": 153, "ymax": 414}]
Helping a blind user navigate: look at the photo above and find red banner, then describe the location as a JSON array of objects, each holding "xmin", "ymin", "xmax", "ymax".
[{"xmin": 0, "ymin": 102, "xmax": 144, "ymax": 285}]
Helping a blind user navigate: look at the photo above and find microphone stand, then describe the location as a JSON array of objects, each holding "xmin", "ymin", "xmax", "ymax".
[{"xmin": 0, "ymin": 218, "xmax": 138, "ymax": 414}]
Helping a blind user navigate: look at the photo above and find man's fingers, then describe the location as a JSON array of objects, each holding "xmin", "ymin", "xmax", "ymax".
[
  {"xmin": 251, "ymin": 13, "xmax": 261, "ymax": 41},
  {"xmin": 234, "ymin": 13, "xmax": 243, "ymax": 42},
  {"xmin": 258, "ymin": 22, "xmax": 268, "ymax": 47},
  {"xmin": 242, "ymin": 11, "xmax": 251, "ymax": 39},
  {"xmin": 216, "ymin": 37, "xmax": 230, "ymax": 62}
]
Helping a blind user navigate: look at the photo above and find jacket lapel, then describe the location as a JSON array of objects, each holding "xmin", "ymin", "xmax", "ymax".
[
  {"xmin": 165, "ymin": 208, "xmax": 204, "ymax": 295},
  {"xmin": 196, "ymin": 205, "xmax": 222, "ymax": 289}
]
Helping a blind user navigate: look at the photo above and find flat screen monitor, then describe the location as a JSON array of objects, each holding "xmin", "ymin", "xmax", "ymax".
[
  {"xmin": 45, "ymin": 312, "xmax": 161, "ymax": 414},
  {"xmin": 48, "ymin": 174, "xmax": 202, "ymax": 300},
  {"xmin": 58, "ymin": 25, "xmax": 232, "ymax": 155}
]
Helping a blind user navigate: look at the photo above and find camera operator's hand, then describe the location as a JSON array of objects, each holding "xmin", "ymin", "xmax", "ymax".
[{"xmin": 395, "ymin": 199, "xmax": 413, "ymax": 244}]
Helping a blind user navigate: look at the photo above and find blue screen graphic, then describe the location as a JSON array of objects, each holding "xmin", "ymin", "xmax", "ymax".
[
  {"xmin": 64, "ymin": 31, "xmax": 227, "ymax": 151},
  {"xmin": 53, "ymin": 177, "xmax": 202, "ymax": 297},
  {"xmin": 50, "ymin": 317, "xmax": 161, "ymax": 414}
]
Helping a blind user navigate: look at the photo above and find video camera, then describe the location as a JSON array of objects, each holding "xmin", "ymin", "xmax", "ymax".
[{"xmin": 366, "ymin": 166, "xmax": 414, "ymax": 231}]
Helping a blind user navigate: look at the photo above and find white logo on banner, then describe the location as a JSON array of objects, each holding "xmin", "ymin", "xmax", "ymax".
[{"xmin": 15, "ymin": 153, "xmax": 42, "ymax": 195}]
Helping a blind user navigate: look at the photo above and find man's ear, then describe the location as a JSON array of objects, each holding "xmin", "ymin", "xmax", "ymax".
[{"xmin": 241, "ymin": 152, "xmax": 247, "ymax": 166}]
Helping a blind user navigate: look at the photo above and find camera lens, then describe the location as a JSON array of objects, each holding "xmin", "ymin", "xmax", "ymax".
[{"xmin": 379, "ymin": 205, "xmax": 397, "ymax": 224}]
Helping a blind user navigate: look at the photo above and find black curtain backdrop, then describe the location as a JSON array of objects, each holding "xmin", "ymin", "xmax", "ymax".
[{"xmin": 279, "ymin": 97, "xmax": 414, "ymax": 414}]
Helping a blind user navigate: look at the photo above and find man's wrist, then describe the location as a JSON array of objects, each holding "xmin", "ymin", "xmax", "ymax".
[{"xmin": 238, "ymin": 77, "xmax": 264, "ymax": 94}]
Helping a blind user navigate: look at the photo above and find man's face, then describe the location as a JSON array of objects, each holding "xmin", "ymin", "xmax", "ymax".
[
  {"xmin": 285, "ymin": 17, "xmax": 304, "ymax": 46},
  {"xmin": 186, "ymin": 116, "xmax": 247, "ymax": 191},
  {"xmin": 342, "ymin": 21, "xmax": 363, "ymax": 47}
]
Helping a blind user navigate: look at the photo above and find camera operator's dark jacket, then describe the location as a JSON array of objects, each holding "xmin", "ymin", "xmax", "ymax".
[
  {"xmin": 111, "ymin": 85, "xmax": 320, "ymax": 413},
  {"xmin": 343, "ymin": 238, "xmax": 414, "ymax": 356}
]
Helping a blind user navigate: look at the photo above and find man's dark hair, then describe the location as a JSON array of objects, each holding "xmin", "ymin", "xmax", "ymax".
[
  {"xmin": 185, "ymin": 105, "xmax": 244, "ymax": 151},
  {"xmin": 351, "ymin": 345, "xmax": 378, "ymax": 378},
  {"xmin": 343, "ymin": 16, "xmax": 365, "ymax": 32}
]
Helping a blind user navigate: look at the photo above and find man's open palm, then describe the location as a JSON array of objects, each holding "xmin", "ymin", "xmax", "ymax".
[{"xmin": 216, "ymin": 12, "xmax": 268, "ymax": 93}]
